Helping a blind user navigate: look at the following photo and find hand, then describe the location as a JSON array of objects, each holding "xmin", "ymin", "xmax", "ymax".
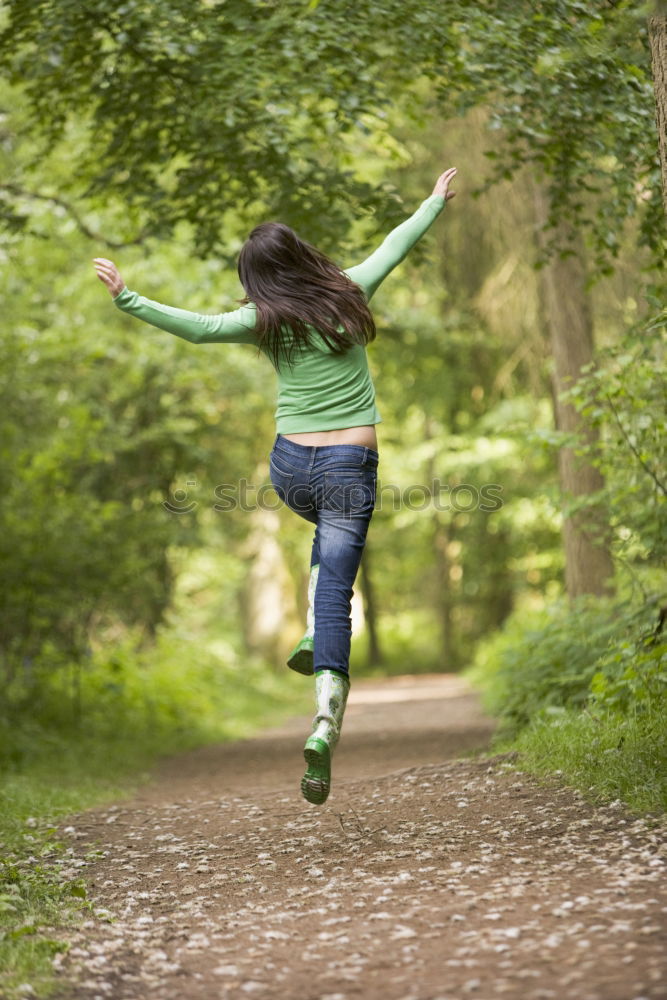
[
  {"xmin": 93, "ymin": 257, "xmax": 126, "ymax": 297},
  {"xmin": 431, "ymin": 167, "xmax": 457, "ymax": 201}
]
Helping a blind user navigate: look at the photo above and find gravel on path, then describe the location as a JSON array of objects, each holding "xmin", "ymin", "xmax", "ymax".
[{"xmin": 51, "ymin": 674, "xmax": 667, "ymax": 1000}]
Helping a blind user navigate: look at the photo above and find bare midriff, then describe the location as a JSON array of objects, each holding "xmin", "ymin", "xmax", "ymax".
[{"xmin": 282, "ymin": 425, "xmax": 378, "ymax": 451}]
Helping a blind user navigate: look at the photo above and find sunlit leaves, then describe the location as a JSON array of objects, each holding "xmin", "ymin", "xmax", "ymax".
[{"xmin": 2, "ymin": 0, "xmax": 662, "ymax": 269}]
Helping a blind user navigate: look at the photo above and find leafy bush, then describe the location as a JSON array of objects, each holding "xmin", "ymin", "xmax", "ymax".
[
  {"xmin": 468, "ymin": 594, "xmax": 666, "ymax": 735},
  {"xmin": 564, "ymin": 309, "xmax": 667, "ymax": 572},
  {"xmin": 589, "ymin": 621, "xmax": 667, "ymax": 716},
  {"xmin": 468, "ymin": 593, "xmax": 667, "ymax": 811},
  {"xmin": 0, "ymin": 628, "xmax": 312, "ymax": 774}
]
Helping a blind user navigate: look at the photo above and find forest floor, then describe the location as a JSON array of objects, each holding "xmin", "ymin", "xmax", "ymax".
[{"xmin": 52, "ymin": 674, "xmax": 667, "ymax": 1000}]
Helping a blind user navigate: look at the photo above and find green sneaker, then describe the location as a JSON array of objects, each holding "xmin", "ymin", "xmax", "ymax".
[{"xmin": 301, "ymin": 670, "xmax": 350, "ymax": 805}]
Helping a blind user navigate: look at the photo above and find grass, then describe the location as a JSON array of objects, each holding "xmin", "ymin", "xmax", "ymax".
[
  {"xmin": 0, "ymin": 777, "xmax": 123, "ymax": 1000},
  {"xmin": 0, "ymin": 641, "xmax": 314, "ymax": 1000},
  {"xmin": 483, "ymin": 700, "xmax": 667, "ymax": 816}
]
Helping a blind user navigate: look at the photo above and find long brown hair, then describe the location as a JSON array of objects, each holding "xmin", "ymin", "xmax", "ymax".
[{"xmin": 237, "ymin": 222, "xmax": 376, "ymax": 367}]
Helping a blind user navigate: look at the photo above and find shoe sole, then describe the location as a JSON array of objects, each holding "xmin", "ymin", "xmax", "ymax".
[
  {"xmin": 287, "ymin": 646, "xmax": 314, "ymax": 676},
  {"xmin": 301, "ymin": 739, "xmax": 330, "ymax": 805}
]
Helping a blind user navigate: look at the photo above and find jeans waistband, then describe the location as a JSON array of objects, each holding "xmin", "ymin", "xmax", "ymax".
[{"xmin": 273, "ymin": 434, "xmax": 379, "ymax": 466}]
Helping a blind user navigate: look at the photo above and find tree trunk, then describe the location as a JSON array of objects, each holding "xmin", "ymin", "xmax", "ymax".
[
  {"xmin": 240, "ymin": 503, "xmax": 300, "ymax": 666},
  {"xmin": 433, "ymin": 516, "xmax": 455, "ymax": 669},
  {"xmin": 359, "ymin": 547, "xmax": 383, "ymax": 667},
  {"xmin": 483, "ymin": 523, "xmax": 514, "ymax": 630},
  {"xmin": 424, "ymin": 416, "xmax": 456, "ymax": 669},
  {"xmin": 533, "ymin": 189, "xmax": 614, "ymax": 599},
  {"xmin": 649, "ymin": 9, "xmax": 667, "ymax": 217}
]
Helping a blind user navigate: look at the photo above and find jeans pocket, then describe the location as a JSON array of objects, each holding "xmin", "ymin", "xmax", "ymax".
[
  {"xmin": 269, "ymin": 450, "xmax": 298, "ymax": 478},
  {"xmin": 323, "ymin": 469, "xmax": 376, "ymax": 516}
]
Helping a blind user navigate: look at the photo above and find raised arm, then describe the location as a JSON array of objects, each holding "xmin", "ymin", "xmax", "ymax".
[
  {"xmin": 344, "ymin": 167, "xmax": 457, "ymax": 302},
  {"xmin": 93, "ymin": 258, "xmax": 257, "ymax": 345}
]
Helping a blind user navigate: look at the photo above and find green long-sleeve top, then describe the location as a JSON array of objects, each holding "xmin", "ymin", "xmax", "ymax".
[{"xmin": 113, "ymin": 193, "xmax": 445, "ymax": 433}]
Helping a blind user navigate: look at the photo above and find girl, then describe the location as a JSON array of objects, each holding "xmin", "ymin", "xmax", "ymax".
[{"xmin": 94, "ymin": 166, "xmax": 457, "ymax": 805}]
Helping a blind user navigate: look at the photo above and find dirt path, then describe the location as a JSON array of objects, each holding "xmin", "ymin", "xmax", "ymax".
[{"xmin": 55, "ymin": 675, "xmax": 667, "ymax": 1000}]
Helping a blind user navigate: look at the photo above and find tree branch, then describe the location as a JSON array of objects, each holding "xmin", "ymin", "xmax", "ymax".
[
  {"xmin": 604, "ymin": 390, "xmax": 667, "ymax": 496},
  {"xmin": 0, "ymin": 183, "xmax": 147, "ymax": 249}
]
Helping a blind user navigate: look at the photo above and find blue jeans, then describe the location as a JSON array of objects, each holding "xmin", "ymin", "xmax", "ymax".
[{"xmin": 269, "ymin": 434, "xmax": 379, "ymax": 678}]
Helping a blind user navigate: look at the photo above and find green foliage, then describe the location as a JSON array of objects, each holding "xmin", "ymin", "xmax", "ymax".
[
  {"xmin": 435, "ymin": 0, "xmax": 664, "ymax": 270},
  {"xmin": 465, "ymin": 300, "xmax": 666, "ymax": 811},
  {"xmin": 0, "ymin": 0, "xmax": 414, "ymax": 255},
  {"xmin": 1, "ymin": 1, "xmax": 661, "ymax": 271},
  {"xmin": 367, "ymin": 399, "xmax": 562, "ymax": 671},
  {"xmin": 470, "ymin": 594, "xmax": 666, "ymax": 728},
  {"xmin": 589, "ymin": 626, "xmax": 667, "ymax": 716},
  {"xmin": 0, "ymin": 301, "xmax": 207, "ymax": 664},
  {"xmin": 0, "ymin": 120, "xmax": 275, "ymax": 672},
  {"xmin": 563, "ymin": 308, "xmax": 667, "ymax": 570},
  {"xmin": 350, "ymin": 608, "xmax": 443, "ymax": 678},
  {"xmin": 1, "ymin": 1, "xmax": 660, "ymax": 687},
  {"xmin": 1, "ymin": 627, "xmax": 312, "ymax": 772},
  {"xmin": 469, "ymin": 596, "xmax": 629, "ymax": 729},
  {"xmin": 468, "ymin": 591, "xmax": 667, "ymax": 808}
]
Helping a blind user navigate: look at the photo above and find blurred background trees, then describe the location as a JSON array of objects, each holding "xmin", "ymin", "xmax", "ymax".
[{"xmin": 0, "ymin": 0, "xmax": 664, "ymax": 770}]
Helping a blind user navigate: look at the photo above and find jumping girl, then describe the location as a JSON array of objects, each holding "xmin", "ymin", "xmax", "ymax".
[{"xmin": 94, "ymin": 166, "xmax": 457, "ymax": 805}]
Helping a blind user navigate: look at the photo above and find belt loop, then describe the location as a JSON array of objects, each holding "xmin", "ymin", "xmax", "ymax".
[{"xmin": 362, "ymin": 446, "xmax": 368, "ymax": 464}]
